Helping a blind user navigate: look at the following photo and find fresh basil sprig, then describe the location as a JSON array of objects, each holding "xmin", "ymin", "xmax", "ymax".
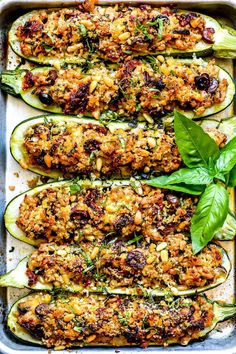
[
  {"xmin": 191, "ymin": 184, "xmax": 229, "ymax": 254},
  {"xmin": 146, "ymin": 110, "xmax": 236, "ymax": 253}
]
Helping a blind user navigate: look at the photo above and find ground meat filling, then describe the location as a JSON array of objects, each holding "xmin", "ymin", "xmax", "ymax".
[
  {"xmin": 26, "ymin": 239, "xmax": 225, "ymax": 291},
  {"xmin": 22, "ymin": 120, "xmax": 182, "ymax": 177},
  {"xmin": 21, "ymin": 58, "xmax": 228, "ymax": 119},
  {"xmin": 16, "ymin": 5, "xmax": 215, "ymax": 62},
  {"xmin": 16, "ymin": 293, "xmax": 214, "ymax": 348},
  {"xmin": 16, "ymin": 184, "xmax": 198, "ymax": 244}
]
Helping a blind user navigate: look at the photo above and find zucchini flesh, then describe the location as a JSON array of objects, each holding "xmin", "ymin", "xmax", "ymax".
[
  {"xmin": 10, "ymin": 115, "xmax": 236, "ymax": 179},
  {"xmin": 7, "ymin": 292, "xmax": 236, "ymax": 348},
  {"xmin": 1, "ymin": 58, "xmax": 235, "ymax": 120},
  {"xmin": 4, "ymin": 179, "xmax": 236, "ymax": 246},
  {"xmin": 8, "ymin": 7, "xmax": 236, "ymax": 64},
  {"xmin": 0, "ymin": 241, "xmax": 230, "ymax": 296}
]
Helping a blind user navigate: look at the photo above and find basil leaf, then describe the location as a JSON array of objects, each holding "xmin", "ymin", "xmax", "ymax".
[
  {"xmin": 215, "ymin": 136, "xmax": 236, "ymax": 174},
  {"xmin": 191, "ymin": 183, "xmax": 229, "ymax": 254},
  {"xmin": 228, "ymin": 164, "xmax": 236, "ymax": 187},
  {"xmin": 146, "ymin": 177, "xmax": 205, "ymax": 195},
  {"xmin": 152, "ymin": 167, "xmax": 213, "ymax": 185},
  {"xmin": 174, "ymin": 110, "xmax": 220, "ymax": 168}
]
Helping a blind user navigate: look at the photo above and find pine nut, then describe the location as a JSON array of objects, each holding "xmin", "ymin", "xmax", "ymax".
[
  {"xmin": 156, "ymin": 242, "xmax": 167, "ymax": 252},
  {"xmin": 157, "ymin": 55, "xmax": 165, "ymax": 63},
  {"xmin": 90, "ymin": 246, "xmax": 99, "ymax": 260},
  {"xmin": 93, "ymin": 110, "xmax": 100, "ymax": 120},
  {"xmin": 63, "ymin": 313, "xmax": 74, "ymax": 322},
  {"xmin": 89, "ymin": 80, "xmax": 98, "ymax": 93},
  {"xmin": 144, "ymin": 166, "xmax": 150, "ymax": 173},
  {"xmin": 149, "ymin": 243, "xmax": 156, "ymax": 252},
  {"xmin": 147, "ymin": 137, "xmax": 156, "ymax": 148},
  {"xmin": 86, "ymin": 334, "xmax": 97, "ymax": 343},
  {"xmin": 147, "ymin": 255, "xmax": 156, "ymax": 264},
  {"xmin": 143, "ymin": 113, "xmax": 154, "ymax": 124},
  {"xmin": 118, "ymin": 32, "xmax": 130, "ymax": 41},
  {"xmin": 85, "ymin": 235, "xmax": 95, "ymax": 241},
  {"xmin": 73, "ymin": 304, "xmax": 83, "ymax": 315},
  {"xmin": 160, "ymin": 249, "xmax": 168, "ymax": 262},
  {"xmin": 96, "ymin": 157, "xmax": 103, "ymax": 172},
  {"xmin": 134, "ymin": 210, "xmax": 142, "ymax": 225},
  {"xmin": 103, "ymin": 76, "xmax": 114, "ymax": 87},
  {"xmin": 67, "ymin": 43, "xmax": 83, "ymax": 53},
  {"xmin": 62, "ymin": 273, "xmax": 70, "ymax": 285},
  {"xmin": 57, "ymin": 249, "xmax": 67, "ymax": 256}
]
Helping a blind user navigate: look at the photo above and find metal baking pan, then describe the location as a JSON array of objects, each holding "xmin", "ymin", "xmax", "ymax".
[{"xmin": 0, "ymin": 0, "xmax": 235, "ymax": 352}]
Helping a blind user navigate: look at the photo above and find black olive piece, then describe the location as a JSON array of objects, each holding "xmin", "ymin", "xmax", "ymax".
[
  {"xmin": 38, "ymin": 92, "xmax": 54, "ymax": 105},
  {"xmin": 84, "ymin": 139, "xmax": 101, "ymax": 153},
  {"xmin": 208, "ymin": 77, "xmax": 219, "ymax": 93},
  {"xmin": 113, "ymin": 213, "xmax": 133, "ymax": 231},
  {"xmin": 35, "ymin": 303, "xmax": 50, "ymax": 318},
  {"xmin": 172, "ymin": 29, "xmax": 190, "ymax": 35},
  {"xmin": 126, "ymin": 250, "xmax": 146, "ymax": 270},
  {"xmin": 202, "ymin": 28, "xmax": 215, "ymax": 44},
  {"xmin": 194, "ymin": 73, "xmax": 210, "ymax": 91},
  {"xmin": 154, "ymin": 79, "xmax": 166, "ymax": 91}
]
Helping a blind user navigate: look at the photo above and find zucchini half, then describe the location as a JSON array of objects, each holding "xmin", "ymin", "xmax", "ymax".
[
  {"xmin": 8, "ymin": 8, "xmax": 236, "ymax": 65},
  {"xmin": 0, "ymin": 242, "xmax": 230, "ymax": 296},
  {"xmin": 7, "ymin": 292, "xmax": 236, "ymax": 348},
  {"xmin": 9, "ymin": 114, "xmax": 168, "ymax": 179},
  {"xmin": 4, "ymin": 179, "xmax": 236, "ymax": 246},
  {"xmin": 1, "ymin": 60, "xmax": 235, "ymax": 120},
  {"xmin": 10, "ymin": 115, "xmax": 236, "ymax": 179}
]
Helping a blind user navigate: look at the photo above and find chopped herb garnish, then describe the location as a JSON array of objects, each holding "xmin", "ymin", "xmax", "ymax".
[
  {"xmin": 74, "ymin": 326, "xmax": 83, "ymax": 332},
  {"xmin": 42, "ymin": 43, "xmax": 54, "ymax": 52},
  {"xmin": 79, "ymin": 24, "xmax": 87, "ymax": 37},
  {"xmin": 126, "ymin": 234, "xmax": 143, "ymax": 245},
  {"xmin": 43, "ymin": 116, "xmax": 50, "ymax": 124},
  {"xmin": 89, "ymin": 151, "xmax": 96, "ymax": 164},
  {"xmin": 117, "ymin": 134, "xmax": 126, "ymax": 149},
  {"xmin": 81, "ymin": 59, "xmax": 93, "ymax": 73},
  {"xmin": 136, "ymin": 103, "xmax": 141, "ymax": 112},
  {"xmin": 135, "ymin": 19, "xmax": 152, "ymax": 41}
]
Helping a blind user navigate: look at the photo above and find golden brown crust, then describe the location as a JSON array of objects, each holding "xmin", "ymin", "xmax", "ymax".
[
  {"xmin": 16, "ymin": 293, "xmax": 214, "ymax": 349},
  {"xmin": 22, "ymin": 58, "xmax": 228, "ymax": 119},
  {"xmin": 16, "ymin": 6, "xmax": 214, "ymax": 62},
  {"xmin": 16, "ymin": 184, "xmax": 198, "ymax": 244},
  {"xmin": 26, "ymin": 238, "xmax": 224, "ymax": 291}
]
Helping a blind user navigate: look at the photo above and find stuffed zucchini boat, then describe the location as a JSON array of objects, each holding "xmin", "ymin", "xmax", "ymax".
[
  {"xmin": 9, "ymin": 5, "xmax": 236, "ymax": 64},
  {"xmin": 7, "ymin": 292, "xmax": 236, "ymax": 349},
  {"xmin": 1, "ymin": 58, "xmax": 234, "ymax": 120},
  {"xmin": 0, "ymin": 240, "xmax": 230, "ymax": 296},
  {"xmin": 4, "ymin": 179, "xmax": 236, "ymax": 246},
  {"xmin": 10, "ymin": 114, "xmax": 230, "ymax": 179}
]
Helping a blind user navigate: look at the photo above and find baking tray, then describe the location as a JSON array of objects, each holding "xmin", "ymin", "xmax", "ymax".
[{"xmin": 0, "ymin": 0, "xmax": 236, "ymax": 353}]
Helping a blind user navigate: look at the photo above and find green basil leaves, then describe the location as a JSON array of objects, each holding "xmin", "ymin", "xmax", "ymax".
[
  {"xmin": 146, "ymin": 110, "xmax": 236, "ymax": 254},
  {"xmin": 174, "ymin": 110, "xmax": 220, "ymax": 168},
  {"xmin": 191, "ymin": 184, "xmax": 229, "ymax": 254}
]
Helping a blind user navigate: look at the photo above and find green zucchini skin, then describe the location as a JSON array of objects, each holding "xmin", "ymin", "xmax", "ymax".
[
  {"xmin": 0, "ymin": 243, "xmax": 231, "ymax": 296},
  {"xmin": 7, "ymin": 292, "xmax": 236, "ymax": 348},
  {"xmin": 8, "ymin": 8, "xmax": 236, "ymax": 64},
  {"xmin": 10, "ymin": 115, "xmax": 236, "ymax": 179},
  {"xmin": 1, "ymin": 60, "xmax": 235, "ymax": 119},
  {"xmin": 4, "ymin": 179, "xmax": 236, "ymax": 246}
]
